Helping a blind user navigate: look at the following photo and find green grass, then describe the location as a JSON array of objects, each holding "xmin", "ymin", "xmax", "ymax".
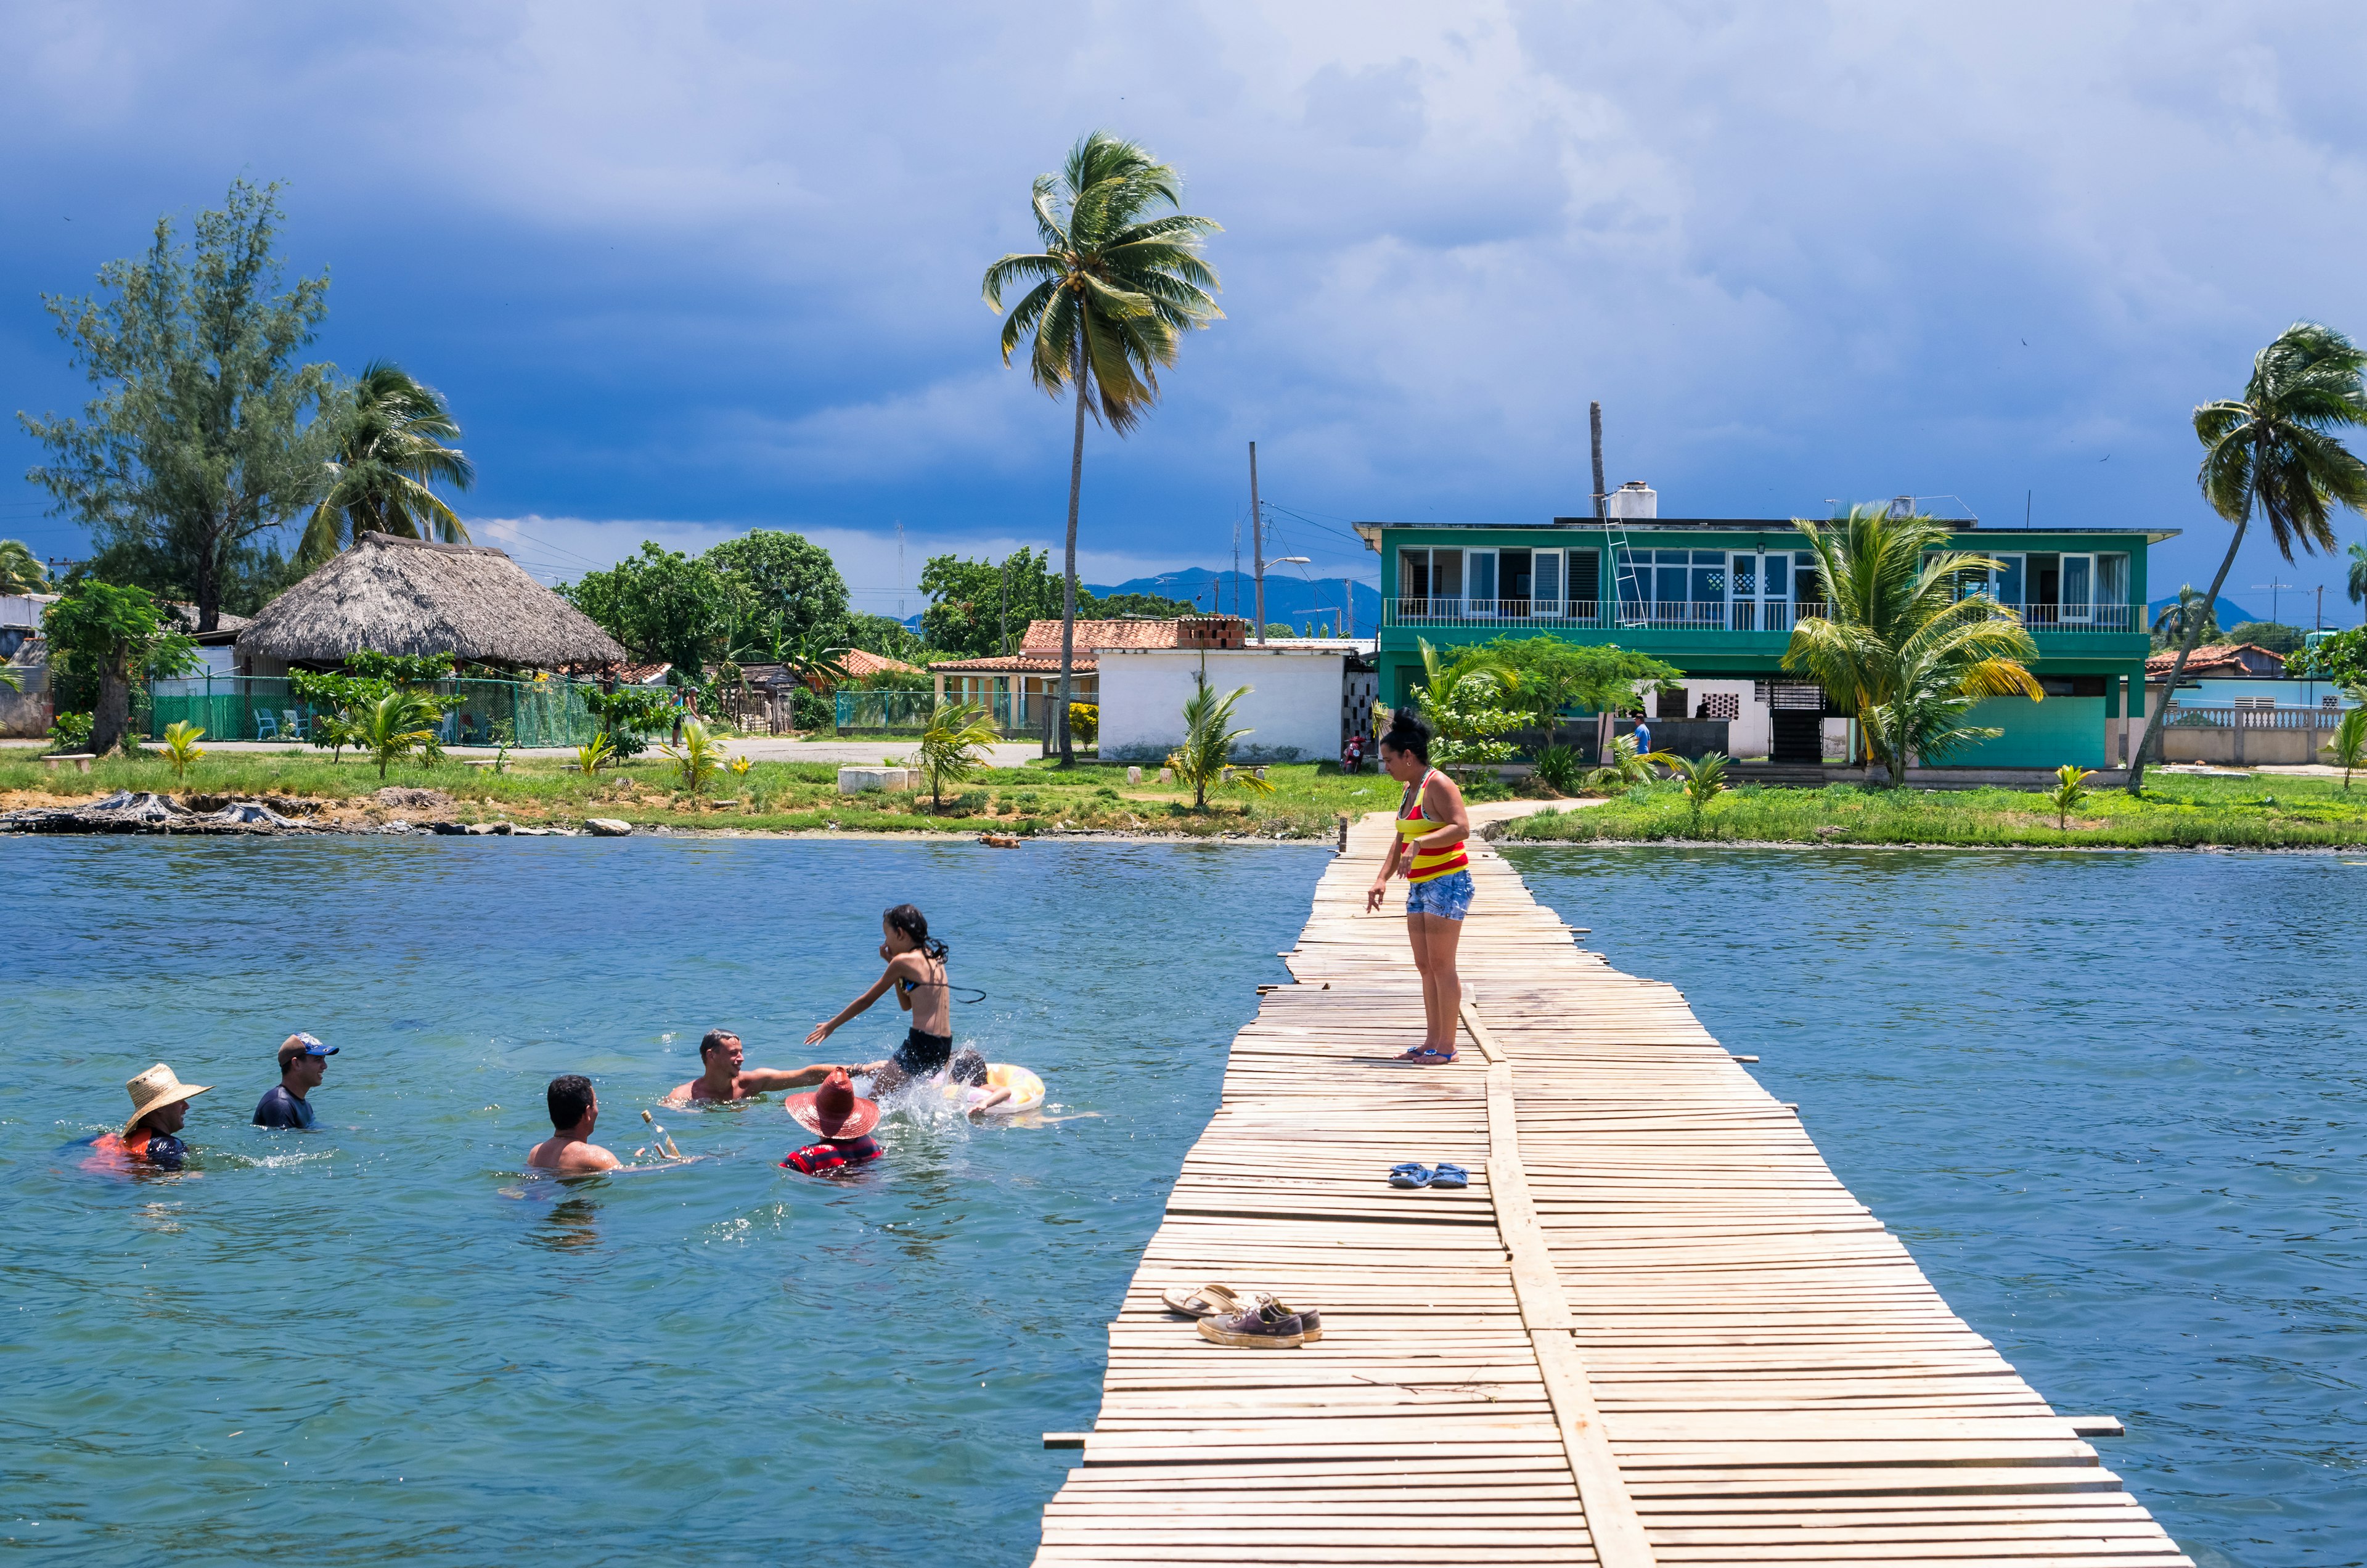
[
  {"xmin": 1503, "ymin": 774, "xmax": 2367, "ymax": 849},
  {"xmin": 0, "ymin": 750, "xmax": 1397, "ymax": 839}
]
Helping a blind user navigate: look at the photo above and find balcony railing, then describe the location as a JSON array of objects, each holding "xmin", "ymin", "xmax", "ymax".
[
  {"xmin": 1382, "ymin": 597, "xmax": 2138, "ymax": 634},
  {"xmin": 2165, "ymin": 704, "xmax": 2347, "ymax": 730}
]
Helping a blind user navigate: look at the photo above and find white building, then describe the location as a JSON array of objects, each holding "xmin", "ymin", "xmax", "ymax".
[{"xmin": 1098, "ymin": 638, "xmax": 1377, "ymax": 764}]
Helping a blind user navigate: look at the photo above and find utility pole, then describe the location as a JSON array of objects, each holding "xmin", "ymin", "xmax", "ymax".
[
  {"xmin": 1249, "ymin": 441, "xmax": 1265, "ymax": 644},
  {"xmin": 1588, "ymin": 402, "xmax": 1606, "ymax": 521},
  {"xmin": 1232, "ymin": 518, "xmax": 1241, "ymax": 619},
  {"xmin": 2252, "ymin": 578, "xmax": 2294, "ymax": 627}
]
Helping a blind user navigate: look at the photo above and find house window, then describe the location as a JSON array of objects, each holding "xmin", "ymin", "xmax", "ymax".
[
  {"xmin": 1567, "ymin": 549, "xmax": 1600, "ymax": 613},
  {"xmin": 1532, "ymin": 550, "xmax": 1562, "ymax": 614},
  {"xmin": 1398, "ymin": 547, "xmax": 1462, "ymax": 606},
  {"xmin": 1617, "ymin": 548, "xmax": 1725, "ymax": 623}
]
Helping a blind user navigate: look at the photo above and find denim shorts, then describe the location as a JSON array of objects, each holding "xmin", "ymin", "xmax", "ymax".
[{"xmin": 1404, "ymin": 869, "xmax": 1473, "ymax": 921}]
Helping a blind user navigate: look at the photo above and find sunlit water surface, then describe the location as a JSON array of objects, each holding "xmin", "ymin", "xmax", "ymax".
[
  {"xmin": 0, "ymin": 837, "xmax": 1326, "ymax": 1566},
  {"xmin": 8, "ymin": 839, "xmax": 2361, "ymax": 1567},
  {"xmin": 1508, "ymin": 846, "xmax": 2367, "ymax": 1568}
]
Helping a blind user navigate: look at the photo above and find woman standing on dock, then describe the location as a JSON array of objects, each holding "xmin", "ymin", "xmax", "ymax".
[{"xmin": 1367, "ymin": 712, "xmax": 1472, "ymax": 1064}]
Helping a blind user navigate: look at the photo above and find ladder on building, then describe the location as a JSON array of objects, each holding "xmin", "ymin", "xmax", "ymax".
[{"xmin": 1604, "ymin": 505, "xmax": 1645, "ymax": 628}]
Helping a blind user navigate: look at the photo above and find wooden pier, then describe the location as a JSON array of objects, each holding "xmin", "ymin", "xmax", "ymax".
[{"xmin": 1032, "ymin": 812, "xmax": 2191, "ymax": 1566}]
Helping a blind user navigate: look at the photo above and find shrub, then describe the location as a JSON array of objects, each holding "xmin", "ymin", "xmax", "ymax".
[
  {"xmin": 1532, "ymin": 743, "xmax": 1582, "ymax": 793},
  {"xmin": 1068, "ymin": 702, "xmax": 1099, "ymax": 746},
  {"xmin": 47, "ymin": 711, "xmax": 94, "ymax": 755}
]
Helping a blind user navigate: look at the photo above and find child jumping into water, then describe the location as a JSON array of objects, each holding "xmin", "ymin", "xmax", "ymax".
[{"xmin": 806, "ymin": 904, "xmax": 956, "ymax": 1094}]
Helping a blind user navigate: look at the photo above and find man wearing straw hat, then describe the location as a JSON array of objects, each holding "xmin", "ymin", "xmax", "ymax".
[
  {"xmin": 779, "ymin": 1068, "xmax": 881, "ymax": 1177},
  {"xmin": 87, "ymin": 1064, "xmax": 211, "ymax": 1170}
]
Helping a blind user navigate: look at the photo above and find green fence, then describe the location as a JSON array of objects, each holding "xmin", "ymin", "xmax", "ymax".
[
  {"xmin": 150, "ymin": 676, "xmax": 609, "ymax": 749},
  {"xmin": 835, "ymin": 687, "xmax": 1050, "ymax": 737}
]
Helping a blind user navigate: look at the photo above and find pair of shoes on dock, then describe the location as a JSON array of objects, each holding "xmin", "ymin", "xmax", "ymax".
[
  {"xmin": 1164, "ymin": 1282, "xmax": 1325, "ymax": 1349},
  {"xmin": 1388, "ymin": 1161, "xmax": 1468, "ymax": 1189},
  {"xmin": 1391, "ymin": 1043, "xmax": 1457, "ymax": 1064}
]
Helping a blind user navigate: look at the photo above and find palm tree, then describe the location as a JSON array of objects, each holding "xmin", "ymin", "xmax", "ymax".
[
  {"xmin": 2347, "ymin": 540, "xmax": 2367, "ymax": 624},
  {"xmin": 1784, "ymin": 505, "xmax": 2042, "ymax": 784},
  {"xmin": 2150, "ymin": 583, "xmax": 2220, "ymax": 649},
  {"xmin": 2131, "ymin": 322, "xmax": 2367, "ymax": 791},
  {"xmin": 1168, "ymin": 674, "xmax": 1273, "ymax": 810},
  {"xmin": 981, "ymin": 132, "xmax": 1221, "ymax": 764},
  {"xmin": 0, "ymin": 539, "xmax": 47, "ymax": 594},
  {"xmin": 297, "ymin": 361, "xmax": 476, "ymax": 568},
  {"xmin": 916, "ymin": 700, "xmax": 1001, "ymax": 811}
]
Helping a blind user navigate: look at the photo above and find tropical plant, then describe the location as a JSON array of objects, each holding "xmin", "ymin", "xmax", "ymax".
[
  {"xmin": 982, "ymin": 131, "xmax": 1222, "ymax": 763},
  {"xmin": 1068, "ymin": 702, "xmax": 1099, "ymax": 746},
  {"xmin": 2349, "ymin": 540, "xmax": 2367, "ymax": 624},
  {"xmin": 354, "ymin": 688, "xmax": 443, "ymax": 780},
  {"xmin": 1415, "ymin": 639, "xmax": 1526, "ymax": 768},
  {"xmin": 561, "ymin": 542, "xmax": 738, "ymax": 674},
  {"xmin": 296, "ymin": 361, "xmax": 475, "ymax": 568},
  {"xmin": 1784, "ymin": 505, "xmax": 2042, "ymax": 784},
  {"xmin": 0, "ymin": 539, "xmax": 46, "ymax": 594},
  {"xmin": 575, "ymin": 733, "xmax": 616, "ymax": 775},
  {"xmin": 2323, "ymin": 706, "xmax": 2367, "ymax": 789},
  {"xmin": 1582, "ymin": 733, "xmax": 1658, "ymax": 791},
  {"xmin": 706, "ymin": 529, "xmax": 852, "ymax": 664},
  {"xmin": 1664, "ymin": 751, "xmax": 1731, "ymax": 835},
  {"xmin": 21, "ymin": 180, "xmax": 335, "ymax": 632},
  {"xmin": 487, "ymin": 717, "xmax": 516, "ymax": 775},
  {"xmin": 39, "ymin": 578, "xmax": 200, "ymax": 754},
  {"xmin": 729, "ymin": 753, "xmax": 753, "ymax": 778},
  {"xmin": 916, "ymin": 700, "xmax": 1000, "ymax": 811},
  {"xmin": 1166, "ymin": 676, "xmax": 1267, "ymax": 809},
  {"xmin": 2150, "ymin": 584, "xmax": 2221, "ymax": 650},
  {"xmin": 161, "ymin": 721, "xmax": 205, "ymax": 781},
  {"xmin": 584, "ymin": 685, "xmax": 678, "ymax": 761},
  {"xmin": 1532, "ymin": 742, "xmax": 1583, "ymax": 793},
  {"xmin": 2047, "ymin": 764, "xmax": 2098, "ymax": 830},
  {"xmin": 2226, "ymin": 621, "xmax": 2305, "ymax": 655},
  {"xmin": 47, "ymin": 711, "xmax": 94, "ymax": 755},
  {"xmin": 1484, "ymin": 635, "xmax": 1682, "ymax": 721},
  {"xmin": 2134, "ymin": 322, "xmax": 2367, "ymax": 792},
  {"xmin": 661, "ymin": 720, "xmax": 724, "ymax": 798},
  {"xmin": 2286, "ymin": 627, "xmax": 2367, "ymax": 693}
]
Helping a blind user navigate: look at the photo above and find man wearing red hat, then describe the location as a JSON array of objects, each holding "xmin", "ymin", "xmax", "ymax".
[{"xmin": 779, "ymin": 1068, "xmax": 881, "ymax": 1177}]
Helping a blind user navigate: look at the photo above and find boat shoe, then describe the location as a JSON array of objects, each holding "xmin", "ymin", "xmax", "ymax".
[{"xmin": 1197, "ymin": 1297, "xmax": 1312, "ymax": 1349}]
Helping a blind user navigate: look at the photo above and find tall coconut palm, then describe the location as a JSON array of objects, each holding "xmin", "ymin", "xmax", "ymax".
[
  {"xmin": 297, "ymin": 361, "xmax": 475, "ymax": 568},
  {"xmin": 1783, "ymin": 504, "xmax": 2042, "ymax": 783},
  {"xmin": 0, "ymin": 539, "xmax": 47, "ymax": 595},
  {"xmin": 2347, "ymin": 539, "xmax": 2367, "ymax": 624},
  {"xmin": 2131, "ymin": 322, "xmax": 2367, "ymax": 791},
  {"xmin": 981, "ymin": 131, "xmax": 1221, "ymax": 764},
  {"xmin": 2149, "ymin": 583, "xmax": 2220, "ymax": 648}
]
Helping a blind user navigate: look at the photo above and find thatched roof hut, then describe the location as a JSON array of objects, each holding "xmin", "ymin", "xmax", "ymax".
[{"xmin": 236, "ymin": 532, "xmax": 627, "ymax": 674}]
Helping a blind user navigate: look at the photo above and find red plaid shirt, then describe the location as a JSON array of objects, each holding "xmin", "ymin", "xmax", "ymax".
[{"xmin": 781, "ymin": 1135, "xmax": 881, "ymax": 1176}]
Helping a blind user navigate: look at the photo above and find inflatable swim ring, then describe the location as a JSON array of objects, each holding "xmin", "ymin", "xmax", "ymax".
[{"xmin": 946, "ymin": 1063, "xmax": 1044, "ymax": 1116}]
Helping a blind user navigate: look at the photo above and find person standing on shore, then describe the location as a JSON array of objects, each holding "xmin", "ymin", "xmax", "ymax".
[
  {"xmin": 254, "ymin": 1034, "xmax": 337, "ymax": 1129},
  {"xmin": 1365, "ymin": 713, "xmax": 1472, "ymax": 1064}
]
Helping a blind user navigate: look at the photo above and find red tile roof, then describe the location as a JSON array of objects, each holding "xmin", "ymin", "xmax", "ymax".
[
  {"xmin": 838, "ymin": 648, "xmax": 921, "ymax": 678},
  {"xmin": 928, "ymin": 652, "xmax": 1097, "ymax": 675},
  {"xmin": 2146, "ymin": 643, "xmax": 2286, "ymax": 679}
]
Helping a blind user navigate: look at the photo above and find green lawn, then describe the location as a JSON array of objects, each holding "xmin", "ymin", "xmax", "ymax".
[
  {"xmin": 1503, "ymin": 772, "xmax": 2367, "ymax": 849},
  {"xmin": 0, "ymin": 749, "xmax": 1392, "ymax": 839}
]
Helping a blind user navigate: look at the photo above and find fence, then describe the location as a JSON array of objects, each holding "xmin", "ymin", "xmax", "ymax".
[
  {"xmin": 149, "ymin": 675, "xmax": 608, "ymax": 749},
  {"xmin": 1381, "ymin": 597, "xmax": 2140, "ymax": 635},
  {"xmin": 2163, "ymin": 704, "xmax": 2347, "ymax": 729},
  {"xmin": 834, "ymin": 687, "xmax": 1046, "ymax": 737}
]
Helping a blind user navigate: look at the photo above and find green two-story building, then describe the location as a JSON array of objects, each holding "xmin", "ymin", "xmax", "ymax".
[{"xmin": 1354, "ymin": 501, "xmax": 2175, "ymax": 769}]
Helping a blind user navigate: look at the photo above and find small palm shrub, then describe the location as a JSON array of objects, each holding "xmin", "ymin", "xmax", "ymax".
[
  {"xmin": 356, "ymin": 689, "xmax": 444, "ymax": 780},
  {"xmin": 1167, "ymin": 677, "xmax": 1274, "ymax": 810},
  {"xmin": 576, "ymin": 733, "xmax": 616, "ymax": 776},
  {"xmin": 2323, "ymin": 707, "xmax": 2367, "ymax": 790},
  {"xmin": 2047, "ymin": 764, "xmax": 2098, "ymax": 830},
  {"xmin": 1532, "ymin": 743, "xmax": 1582, "ymax": 793},
  {"xmin": 161, "ymin": 721, "xmax": 206, "ymax": 782},
  {"xmin": 918, "ymin": 701, "xmax": 1000, "ymax": 810},
  {"xmin": 662, "ymin": 720, "xmax": 723, "ymax": 798},
  {"xmin": 1663, "ymin": 751, "xmax": 1731, "ymax": 835}
]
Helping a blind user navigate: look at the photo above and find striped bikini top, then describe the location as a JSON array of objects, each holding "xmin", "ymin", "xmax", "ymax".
[{"xmin": 1396, "ymin": 769, "xmax": 1469, "ymax": 884}]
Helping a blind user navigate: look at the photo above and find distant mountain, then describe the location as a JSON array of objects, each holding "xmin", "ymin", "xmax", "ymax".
[
  {"xmin": 2146, "ymin": 594, "xmax": 2261, "ymax": 631},
  {"xmin": 1089, "ymin": 570, "xmax": 1381, "ymax": 637}
]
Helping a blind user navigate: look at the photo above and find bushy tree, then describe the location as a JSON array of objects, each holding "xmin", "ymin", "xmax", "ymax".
[
  {"xmin": 2286, "ymin": 626, "xmax": 2367, "ymax": 693},
  {"xmin": 919, "ymin": 546, "xmax": 1192, "ymax": 656},
  {"xmin": 41, "ymin": 578, "xmax": 199, "ymax": 753},
  {"xmin": 706, "ymin": 529, "xmax": 849, "ymax": 662},
  {"xmin": 561, "ymin": 544, "xmax": 737, "ymax": 674},
  {"xmin": 2226, "ymin": 620, "xmax": 2305, "ymax": 655},
  {"xmin": 20, "ymin": 180, "xmax": 337, "ymax": 632}
]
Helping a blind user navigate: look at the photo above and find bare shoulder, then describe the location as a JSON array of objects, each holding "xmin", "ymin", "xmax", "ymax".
[
  {"xmin": 662, "ymin": 1082, "xmax": 695, "ymax": 1107},
  {"xmin": 574, "ymin": 1144, "xmax": 622, "ymax": 1172},
  {"xmin": 1423, "ymin": 770, "xmax": 1466, "ymax": 808}
]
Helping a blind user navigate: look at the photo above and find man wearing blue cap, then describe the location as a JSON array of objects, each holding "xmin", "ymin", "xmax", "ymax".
[{"xmin": 253, "ymin": 1034, "xmax": 337, "ymax": 1129}]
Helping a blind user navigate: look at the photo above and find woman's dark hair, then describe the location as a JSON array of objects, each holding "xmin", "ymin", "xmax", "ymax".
[
  {"xmin": 884, "ymin": 904, "xmax": 949, "ymax": 962},
  {"xmin": 1379, "ymin": 710, "xmax": 1432, "ymax": 764},
  {"xmin": 547, "ymin": 1074, "xmax": 595, "ymax": 1131}
]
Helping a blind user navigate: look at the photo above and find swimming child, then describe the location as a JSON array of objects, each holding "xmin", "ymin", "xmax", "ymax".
[
  {"xmin": 84, "ymin": 1063, "xmax": 211, "ymax": 1172},
  {"xmin": 947, "ymin": 1045, "xmax": 1014, "ymax": 1117},
  {"xmin": 780, "ymin": 1068, "xmax": 882, "ymax": 1177},
  {"xmin": 805, "ymin": 904, "xmax": 955, "ymax": 1094}
]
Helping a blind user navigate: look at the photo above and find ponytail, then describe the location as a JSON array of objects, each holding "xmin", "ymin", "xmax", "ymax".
[
  {"xmin": 1380, "ymin": 710, "xmax": 1433, "ymax": 765},
  {"xmin": 884, "ymin": 903, "xmax": 948, "ymax": 962}
]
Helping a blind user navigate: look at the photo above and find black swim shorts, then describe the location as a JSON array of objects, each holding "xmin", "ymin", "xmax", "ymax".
[{"xmin": 891, "ymin": 1028, "xmax": 954, "ymax": 1078}]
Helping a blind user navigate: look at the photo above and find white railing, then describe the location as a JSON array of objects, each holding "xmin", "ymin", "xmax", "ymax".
[
  {"xmin": 2165, "ymin": 704, "xmax": 2347, "ymax": 730},
  {"xmin": 1387, "ymin": 598, "xmax": 1606, "ymax": 629},
  {"xmin": 1382, "ymin": 595, "xmax": 2141, "ymax": 635}
]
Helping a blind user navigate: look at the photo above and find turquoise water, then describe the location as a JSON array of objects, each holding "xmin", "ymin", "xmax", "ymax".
[
  {"xmin": 9, "ymin": 839, "xmax": 2360, "ymax": 1567},
  {"xmin": 1509, "ymin": 847, "xmax": 2367, "ymax": 1568},
  {"xmin": 0, "ymin": 838, "xmax": 1327, "ymax": 1565}
]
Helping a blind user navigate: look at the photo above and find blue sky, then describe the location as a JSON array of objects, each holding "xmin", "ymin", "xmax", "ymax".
[{"xmin": 5, "ymin": 2, "xmax": 2367, "ymax": 626}]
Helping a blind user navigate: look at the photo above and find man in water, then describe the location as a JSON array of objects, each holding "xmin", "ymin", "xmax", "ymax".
[
  {"xmin": 86, "ymin": 1063, "xmax": 210, "ymax": 1170},
  {"xmin": 528, "ymin": 1074, "xmax": 621, "ymax": 1174},
  {"xmin": 253, "ymin": 1034, "xmax": 337, "ymax": 1129},
  {"xmin": 663, "ymin": 1030, "xmax": 837, "ymax": 1106}
]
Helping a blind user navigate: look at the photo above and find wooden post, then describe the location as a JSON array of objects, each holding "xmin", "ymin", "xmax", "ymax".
[{"xmin": 1589, "ymin": 401, "xmax": 1607, "ymax": 521}]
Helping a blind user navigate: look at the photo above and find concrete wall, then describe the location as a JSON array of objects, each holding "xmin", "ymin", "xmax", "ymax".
[
  {"xmin": 0, "ymin": 660, "xmax": 51, "ymax": 738},
  {"xmin": 1658, "ymin": 679, "xmax": 1772, "ymax": 757},
  {"xmin": 1944, "ymin": 695, "xmax": 2107, "ymax": 769},
  {"xmin": 1099, "ymin": 648, "xmax": 1347, "ymax": 763},
  {"xmin": 2161, "ymin": 721, "xmax": 2345, "ymax": 766}
]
